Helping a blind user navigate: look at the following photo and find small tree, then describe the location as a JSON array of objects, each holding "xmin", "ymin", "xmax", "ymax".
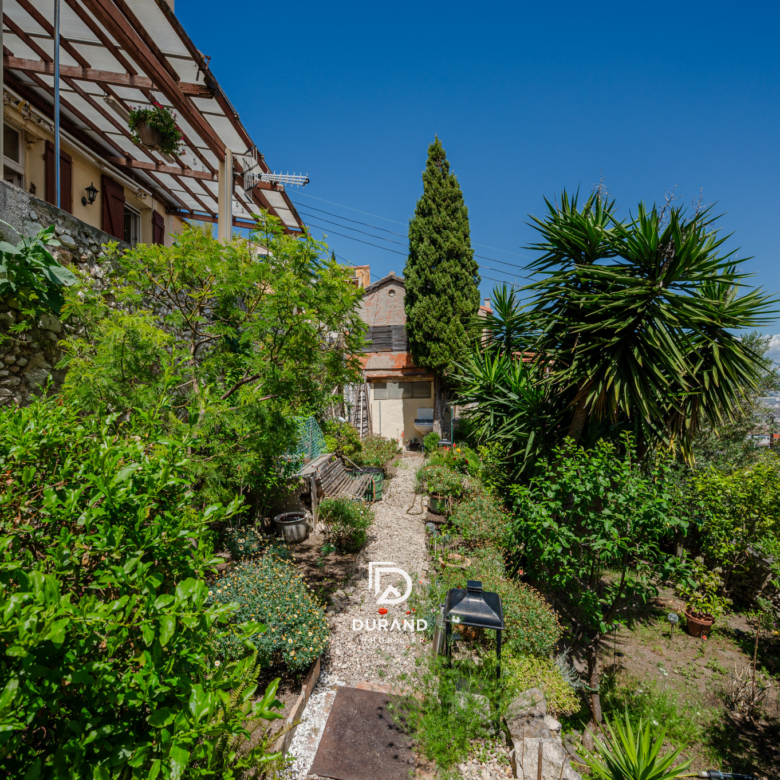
[
  {"xmin": 405, "ymin": 137, "xmax": 480, "ymax": 435},
  {"xmin": 511, "ymin": 436, "xmax": 687, "ymax": 729}
]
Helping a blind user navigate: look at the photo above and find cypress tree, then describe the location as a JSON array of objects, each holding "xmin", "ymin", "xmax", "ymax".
[{"xmin": 405, "ymin": 137, "xmax": 480, "ymax": 434}]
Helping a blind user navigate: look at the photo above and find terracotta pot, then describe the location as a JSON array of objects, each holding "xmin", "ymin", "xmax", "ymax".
[
  {"xmin": 439, "ymin": 552, "xmax": 471, "ymax": 570},
  {"xmin": 685, "ymin": 611, "xmax": 714, "ymax": 638},
  {"xmin": 136, "ymin": 120, "xmax": 163, "ymax": 150}
]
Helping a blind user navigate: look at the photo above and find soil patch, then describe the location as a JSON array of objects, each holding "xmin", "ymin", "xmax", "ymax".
[{"xmin": 291, "ymin": 528, "xmax": 359, "ymax": 605}]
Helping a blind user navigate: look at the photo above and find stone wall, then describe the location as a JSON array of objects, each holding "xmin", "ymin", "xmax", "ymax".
[{"xmin": 0, "ymin": 180, "xmax": 129, "ymax": 405}]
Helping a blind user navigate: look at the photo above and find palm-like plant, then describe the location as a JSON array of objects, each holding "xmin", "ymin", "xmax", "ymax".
[
  {"xmin": 580, "ymin": 712, "xmax": 694, "ymax": 780},
  {"xmin": 459, "ymin": 192, "xmax": 777, "ymax": 463}
]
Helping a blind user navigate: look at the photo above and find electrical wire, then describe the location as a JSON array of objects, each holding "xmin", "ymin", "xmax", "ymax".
[
  {"xmin": 293, "ymin": 190, "xmax": 533, "ymax": 259},
  {"xmin": 295, "ymin": 201, "xmax": 534, "ymax": 277}
]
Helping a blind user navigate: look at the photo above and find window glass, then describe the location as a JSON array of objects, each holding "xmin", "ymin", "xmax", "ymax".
[
  {"xmin": 3, "ymin": 125, "xmax": 20, "ymax": 163},
  {"xmin": 411, "ymin": 381, "xmax": 431, "ymax": 398},
  {"xmin": 123, "ymin": 206, "xmax": 140, "ymax": 246},
  {"xmin": 373, "ymin": 381, "xmax": 430, "ymax": 400}
]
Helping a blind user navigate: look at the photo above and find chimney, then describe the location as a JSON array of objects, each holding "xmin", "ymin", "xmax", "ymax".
[{"xmin": 484, "ymin": 298, "xmax": 491, "ymax": 308}]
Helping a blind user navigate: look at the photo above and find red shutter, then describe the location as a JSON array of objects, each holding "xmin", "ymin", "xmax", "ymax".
[
  {"xmin": 152, "ymin": 210, "xmax": 165, "ymax": 245},
  {"xmin": 44, "ymin": 141, "xmax": 73, "ymax": 212},
  {"xmin": 101, "ymin": 175, "xmax": 125, "ymax": 240}
]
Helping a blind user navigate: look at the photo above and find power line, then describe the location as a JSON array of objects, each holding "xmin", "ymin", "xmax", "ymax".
[
  {"xmin": 294, "ymin": 189, "xmax": 532, "ymax": 259},
  {"xmin": 293, "ymin": 203, "xmax": 408, "ymax": 238},
  {"xmin": 297, "ymin": 211, "xmax": 408, "ymax": 247},
  {"xmin": 305, "ymin": 218, "xmax": 530, "ymax": 282}
]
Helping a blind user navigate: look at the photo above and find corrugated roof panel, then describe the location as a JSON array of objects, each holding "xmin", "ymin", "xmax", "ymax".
[
  {"xmin": 5, "ymin": 0, "xmax": 48, "ymax": 35},
  {"xmin": 126, "ymin": 0, "xmax": 189, "ymax": 56},
  {"xmin": 202, "ymin": 113, "xmax": 246, "ymax": 153},
  {"xmin": 166, "ymin": 57, "xmax": 201, "ymax": 83},
  {"xmin": 70, "ymin": 42, "xmax": 125, "ymax": 72},
  {"xmin": 264, "ymin": 190, "xmax": 287, "ymax": 209},
  {"xmin": 105, "ymin": 86, "xmax": 147, "ymax": 103},
  {"xmin": 275, "ymin": 208, "xmax": 299, "ymax": 228},
  {"xmin": 73, "ymin": 79, "xmax": 105, "ymax": 96},
  {"xmin": 24, "ymin": 0, "xmax": 101, "ymax": 41},
  {"xmin": 4, "ymin": 33, "xmax": 44, "ymax": 61}
]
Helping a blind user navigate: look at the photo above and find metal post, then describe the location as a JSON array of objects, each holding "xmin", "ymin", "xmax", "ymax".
[
  {"xmin": 1, "ymin": 0, "xmax": 4, "ymax": 167},
  {"xmin": 54, "ymin": 0, "xmax": 61, "ymax": 208},
  {"xmin": 496, "ymin": 629, "xmax": 502, "ymax": 680}
]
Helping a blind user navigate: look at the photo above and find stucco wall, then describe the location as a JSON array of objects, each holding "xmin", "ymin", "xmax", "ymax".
[
  {"xmin": 359, "ymin": 275, "xmax": 406, "ymax": 327},
  {"xmin": 368, "ymin": 380, "xmax": 434, "ymax": 446}
]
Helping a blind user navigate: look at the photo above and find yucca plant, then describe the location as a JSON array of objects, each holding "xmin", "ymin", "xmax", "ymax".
[{"xmin": 580, "ymin": 711, "xmax": 694, "ymax": 780}]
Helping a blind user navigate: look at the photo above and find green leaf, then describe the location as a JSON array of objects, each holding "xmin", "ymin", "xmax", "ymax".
[
  {"xmin": 159, "ymin": 615, "xmax": 175, "ymax": 646},
  {"xmin": 0, "ymin": 679, "xmax": 19, "ymax": 710},
  {"xmin": 148, "ymin": 708, "xmax": 176, "ymax": 728},
  {"xmin": 169, "ymin": 745, "xmax": 190, "ymax": 780}
]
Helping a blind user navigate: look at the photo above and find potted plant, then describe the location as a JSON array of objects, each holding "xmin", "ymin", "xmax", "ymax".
[
  {"xmin": 677, "ymin": 557, "xmax": 731, "ymax": 638},
  {"xmin": 128, "ymin": 101, "xmax": 184, "ymax": 156},
  {"xmin": 421, "ymin": 464, "xmax": 464, "ymax": 515}
]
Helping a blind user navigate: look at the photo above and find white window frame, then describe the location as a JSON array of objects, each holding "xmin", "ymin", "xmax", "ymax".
[
  {"xmin": 123, "ymin": 203, "xmax": 141, "ymax": 246},
  {"xmin": 3, "ymin": 121, "xmax": 25, "ymax": 187}
]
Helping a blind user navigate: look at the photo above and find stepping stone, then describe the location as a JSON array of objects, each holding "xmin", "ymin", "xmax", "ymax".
[{"xmin": 308, "ymin": 686, "xmax": 414, "ymax": 780}]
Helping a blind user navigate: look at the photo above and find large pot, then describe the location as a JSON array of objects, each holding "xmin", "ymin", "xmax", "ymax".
[
  {"xmin": 428, "ymin": 493, "xmax": 451, "ymax": 515},
  {"xmin": 273, "ymin": 511, "xmax": 309, "ymax": 544},
  {"xmin": 136, "ymin": 120, "xmax": 163, "ymax": 150},
  {"xmin": 685, "ymin": 611, "xmax": 714, "ymax": 638}
]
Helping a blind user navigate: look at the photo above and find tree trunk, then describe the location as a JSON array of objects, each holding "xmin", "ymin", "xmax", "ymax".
[
  {"xmin": 567, "ymin": 397, "xmax": 588, "ymax": 444},
  {"xmin": 433, "ymin": 373, "xmax": 444, "ymax": 436},
  {"xmin": 586, "ymin": 638, "xmax": 603, "ymax": 727}
]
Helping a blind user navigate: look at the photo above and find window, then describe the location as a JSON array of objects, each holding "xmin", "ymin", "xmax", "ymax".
[
  {"xmin": 373, "ymin": 381, "xmax": 431, "ymax": 400},
  {"xmin": 3, "ymin": 123, "xmax": 24, "ymax": 188},
  {"xmin": 123, "ymin": 204, "xmax": 140, "ymax": 246}
]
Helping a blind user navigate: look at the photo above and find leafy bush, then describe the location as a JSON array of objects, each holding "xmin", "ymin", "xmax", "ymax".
[
  {"xmin": 423, "ymin": 430, "xmax": 441, "ymax": 453},
  {"xmin": 223, "ymin": 525, "xmax": 290, "ymax": 562},
  {"xmin": 209, "ymin": 555, "xmax": 329, "ymax": 670},
  {"xmin": 417, "ymin": 463, "xmax": 465, "ymax": 498},
  {"xmin": 0, "ymin": 395, "xmax": 282, "ymax": 778},
  {"xmin": 323, "ymin": 434, "xmax": 338, "ymax": 453},
  {"xmin": 321, "ymin": 419, "xmax": 362, "ymax": 459},
  {"xmin": 441, "ymin": 444, "xmax": 480, "ymax": 475},
  {"xmin": 353, "ymin": 434, "xmax": 400, "ymax": 469},
  {"xmin": 414, "ymin": 550, "xmax": 561, "ymax": 657},
  {"xmin": 504, "ymin": 655, "xmax": 579, "ymax": 716},
  {"xmin": 676, "ymin": 556, "xmax": 731, "ymax": 619},
  {"xmin": 450, "ymin": 494, "xmax": 511, "ymax": 549},
  {"xmin": 0, "ymin": 222, "xmax": 77, "ymax": 316},
  {"xmin": 318, "ymin": 497, "xmax": 373, "ymax": 552}
]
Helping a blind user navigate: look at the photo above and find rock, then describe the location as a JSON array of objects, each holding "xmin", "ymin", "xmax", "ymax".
[
  {"xmin": 38, "ymin": 313, "xmax": 63, "ymax": 334},
  {"xmin": 3, "ymin": 354, "xmax": 15, "ymax": 365},
  {"xmin": 16, "ymin": 357, "xmax": 27, "ymax": 367},
  {"xmin": 506, "ymin": 688, "xmax": 549, "ymax": 741},
  {"xmin": 26, "ymin": 366, "xmax": 51, "ymax": 388},
  {"xmin": 514, "ymin": 738, "xmax": 581, "ymax": 780},
  {"xmin": 543, "ymin": 715, "xmax": 561, "ymax": 737},
  {"xmin": 29, "ymin": 210, "xmax": 38, "ymax": 220}
]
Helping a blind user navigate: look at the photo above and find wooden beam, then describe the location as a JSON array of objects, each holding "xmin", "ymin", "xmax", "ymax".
[
  {"xmin": 81, "ymin": 0, "xmax": 226, "ymax": 158},
  {"xmin": 170, "ymin": 209, "xmax": 258, "ymax": 230},
  {"xmin": 106, "ymin": 156, "xmax": 216, "ymax": 181},
  {"xmin": 3, "ymin": 56, "xmax": 212, "ymax": 96}
]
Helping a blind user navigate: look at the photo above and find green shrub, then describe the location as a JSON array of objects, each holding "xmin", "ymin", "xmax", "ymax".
[
  {"xmin": 450, "ymin": 494, "xmax": 511, "ymax": 549},
  {"xmin": 318, "ymin": 497, "xmax": 373, "ymax": 552},
  {"xmin": 504, "ymin": 655, "xmax": 579, "ymax": 716},
  {"xmin": 0, "ymin": 395, "xmax": 281, "ymax": 778},
  {"xmin": 423, "ymin": 430, "xmax": 441, "ymax": 453},
  {"xmin": 476, "ymin": 442, "xmax": 510, "ymax": 496},
  {"xmin": 209, "ymin": 555, "xmax": 329, "ymax": 670},
  {"xmin": 414, "ymin": 550, "xmax": 561, "ymax": 657},
  {"xmin": 417, "ymin": 463, "xmax": 465, "ymax": 498},
  {"xmin": 323, "ymin": 434, "xmax": 339, "ymax": 453},
  {"xmin": 353, "ymin": 434, "xmax": 400, "ymax": 469},
  {"xmin": 321, "ymin": 420, "xmax": 363, "ymax": 459},
  {"xmin": 223, "ymin": 525, "xmax": 290, "ymax": 561}
]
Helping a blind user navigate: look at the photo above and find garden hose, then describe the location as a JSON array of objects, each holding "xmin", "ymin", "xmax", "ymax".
[{"xmin": 407, "ymin": 491, "xmax": 425, "ymax": 515}]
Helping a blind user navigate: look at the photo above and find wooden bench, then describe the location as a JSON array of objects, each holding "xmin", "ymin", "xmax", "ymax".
[{"xmin": 316, "ymin": 455, "xmax": 375, "ymax": 501}]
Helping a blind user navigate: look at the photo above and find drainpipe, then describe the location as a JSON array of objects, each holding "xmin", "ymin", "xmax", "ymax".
[
  {"xmin": 217, "ymin": 147, "xmax": 233, "ymax": 240},
  {"xmin": 1, "ymin": 0, "xmax": 4, "ymax": 166},
  {"xmin": 54, "ymin": 0, "xmax": 61, "ymax": 207}
]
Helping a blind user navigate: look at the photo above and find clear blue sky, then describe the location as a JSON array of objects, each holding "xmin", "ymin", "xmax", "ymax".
[{"xmin": 180, "ymin": 0, "xmax": 780, "ymax": 355}]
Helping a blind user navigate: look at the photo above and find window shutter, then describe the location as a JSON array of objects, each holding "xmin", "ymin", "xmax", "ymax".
[
  {"xmin": 152, "ymin": 210, "xmax": 165, "ymax": 245},
  {"xmin": 101, "ymin": 175, "xmax": 125, "ymax": 240},
  {"xmin": 44, "ymin": 141, "xmax": 73, "ymax": 212}
]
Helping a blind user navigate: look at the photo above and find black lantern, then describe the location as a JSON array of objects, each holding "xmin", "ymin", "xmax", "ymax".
[
  {"xmin": 444, "ymin": 580, "xmax": 504, "ymax": 678},
  {"xmin": 82, "ymin": 182, "xmax": 99, "ymax": 206}
]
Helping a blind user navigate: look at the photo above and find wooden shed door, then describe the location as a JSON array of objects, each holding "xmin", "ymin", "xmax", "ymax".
[
  {"xmin": 101, "ymin": 175, "xmax": 125, "ymax": 240},
  {"xmin": 44, "ymin": 141, "xmax": 73, "ymax": 213},
  {"xmin": 152, "ymin": 210, "xmax": 165, "ymax": 245}
]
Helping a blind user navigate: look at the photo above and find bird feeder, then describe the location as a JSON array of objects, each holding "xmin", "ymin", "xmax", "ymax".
[{"xmin": 444, "ymin": 580, "xmax": 504, "ymax": 678}]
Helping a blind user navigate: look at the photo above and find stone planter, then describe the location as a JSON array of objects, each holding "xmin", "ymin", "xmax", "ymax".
[
  {"xmin": 273, "ymin": 511, "xmax": 309, "ymax": 544},
  {"xmin": 685, "ymin": 610, "xmax": 714, "ymax": 638},
  {"xmin": 135, "ymin": 121, "xmax": 163, "ymax": 150}
]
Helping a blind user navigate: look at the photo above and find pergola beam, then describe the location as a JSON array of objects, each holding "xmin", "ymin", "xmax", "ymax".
[
  {"xmin": 169, "ymin": 209, "xmax": 259, "ymax": 230},
  {"xmin": 106, "ymin": 156, "xmax": 216, "ymax": 181},
  {"xmin": 3, "ymin": 56, "xmax": 212, "ymax": 96}
]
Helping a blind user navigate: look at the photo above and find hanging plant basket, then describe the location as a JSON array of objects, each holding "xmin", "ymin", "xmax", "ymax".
[
  {"xmin": 128, "ymin": 103, "xmax": 184, "ymax": 157},
  {"xmin": 135, "ymin": 120, "xmax": 163, "ymax": 150}
]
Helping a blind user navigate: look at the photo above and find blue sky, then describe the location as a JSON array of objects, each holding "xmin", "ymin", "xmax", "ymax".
[{"xmin": 180, "ymin": 0, "xmax": 780, "ymax": 357}]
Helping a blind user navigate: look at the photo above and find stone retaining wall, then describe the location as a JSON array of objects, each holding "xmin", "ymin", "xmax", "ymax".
[{"xmin": 0, "ymin": 180, "xmax": 129, "ymax": 405}]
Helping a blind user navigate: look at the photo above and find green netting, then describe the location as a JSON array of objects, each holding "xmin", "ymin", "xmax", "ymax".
[{"xmin": 291, "ymin": 416, "xmax": 328, "ymax": 464}]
